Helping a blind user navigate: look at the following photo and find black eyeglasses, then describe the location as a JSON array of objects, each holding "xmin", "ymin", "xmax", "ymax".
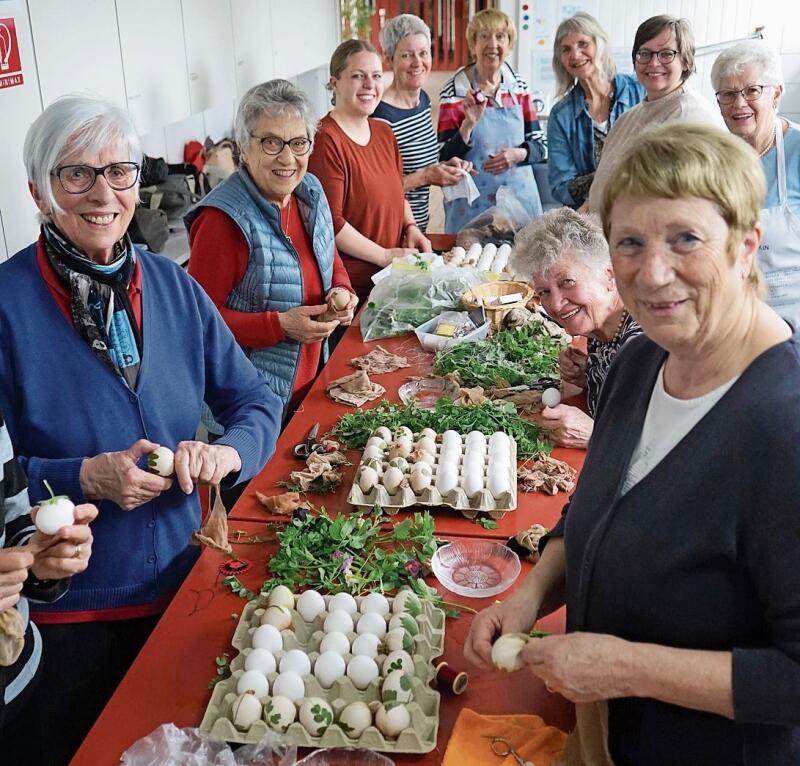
[
  {"xmin": 52, "ymin": 162, "xmax": 141, "ymax": 194},
  {"xmin": 634, "ymin": 48, "xmax": 679, "ymax": 64},
  {"xmin": 252, "ymin": 134, "xmax": 312, "ymax": 156},
  {"xmin": 715, "ymin": 84, "xmax": 771, "ymax": 105}
]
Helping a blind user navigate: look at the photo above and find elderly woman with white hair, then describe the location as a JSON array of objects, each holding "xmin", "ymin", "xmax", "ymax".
[
  {"xmin": 373, "ymin": 13, "xmax": 474, "ymax": 231},
  {"xmin": 187, "ymin": 79, "xmax": 356, "ymax": 423},
  {"xmin": 510, "ymin": 208, "xmax": 641, "ymax": 448},
  {"xmin": 0, "ymin": 95, "xmax": 281, "ymax": 764},
  {"xmin": 712, "ymin": 40, "xmax": 800, "ymax": 329},
  {"xmin": 547, "ymin": 12, "xmax": 645, "ymax": 207}
]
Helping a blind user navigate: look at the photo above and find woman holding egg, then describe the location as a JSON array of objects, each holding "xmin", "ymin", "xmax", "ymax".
[
  {"xmin": 0, "ymin": 95, "xmax": 281, "ymax": 764},
  {"xmin": 467, "ymin": 124, "xmax": 800, "ymax": 764}
]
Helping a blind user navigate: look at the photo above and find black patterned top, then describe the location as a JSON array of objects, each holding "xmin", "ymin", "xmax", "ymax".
[{"xmin": 585, "ymin": 311, "xmax": 642, "ymax": 416}]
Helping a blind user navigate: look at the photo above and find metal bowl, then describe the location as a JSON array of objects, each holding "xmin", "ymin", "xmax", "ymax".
[{"xmin": 431, "ymin": 539, "xmax": 521, "ymax": 598}]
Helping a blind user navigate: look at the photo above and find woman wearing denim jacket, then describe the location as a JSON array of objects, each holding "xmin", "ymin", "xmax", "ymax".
[{"xmin": 547, "ymin": 13, "xmax": 645, "ymax": 208}]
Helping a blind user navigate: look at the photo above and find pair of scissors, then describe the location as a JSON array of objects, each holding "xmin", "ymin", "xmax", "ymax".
[
  {"xmin": 488, "ymin": 736, "xmax": 535, "ymax": 766},
  {"xmin": 293, "ymin": 422, "xmax": 326, "ymax": 459}
]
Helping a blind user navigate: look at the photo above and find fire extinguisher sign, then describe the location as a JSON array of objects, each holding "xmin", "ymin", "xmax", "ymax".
[{"xmin": 0, "ymin": 17, "xmax": 24, "ymax": 90}]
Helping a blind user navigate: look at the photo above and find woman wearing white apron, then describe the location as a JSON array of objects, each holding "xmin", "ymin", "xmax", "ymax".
[
  {"xmin": 437, "ymin": 9, "xmax": 545, "ymax": 233},
  {"xmin": 713, "ymin": 40, "xmax": 800, "ymax": 329}
]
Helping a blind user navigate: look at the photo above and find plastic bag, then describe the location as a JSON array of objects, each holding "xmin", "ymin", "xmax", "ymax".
[
  {"xmin": 455, "ymin": 185, "xmax": 536, "ymax": 248},
  {"xmin": 360, "ymin": 265, "xmax": 484, "ymax": 342},
  {"xmin": 120, "ymin": 724, "xmax": 297, "ymax": 766}
]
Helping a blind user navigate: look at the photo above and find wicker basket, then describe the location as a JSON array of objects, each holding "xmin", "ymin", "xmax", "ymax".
[{"xmin": 461, "ymin": 281, "xmax": 535, "ymax": 329}]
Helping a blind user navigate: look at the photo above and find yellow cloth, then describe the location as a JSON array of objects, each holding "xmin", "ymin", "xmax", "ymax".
[{"xmin": 443, "ymin": 708, "xmax": 568, "ymax": 766}]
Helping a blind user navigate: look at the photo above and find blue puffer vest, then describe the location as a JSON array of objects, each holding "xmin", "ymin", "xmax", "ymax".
[{"xmin": 186, "ymin": 169, "xmax": 335, "ymax": 423}]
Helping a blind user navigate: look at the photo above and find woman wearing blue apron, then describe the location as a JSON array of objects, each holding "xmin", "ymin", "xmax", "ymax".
[{"xmin": 437, "ymin": 9, "xmax": 545, "ymax": 234}]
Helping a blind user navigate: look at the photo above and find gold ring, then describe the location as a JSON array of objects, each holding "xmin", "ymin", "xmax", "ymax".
[{"xmin": 73, "ymin": 544, "xmax": 82, "ymax": 559}]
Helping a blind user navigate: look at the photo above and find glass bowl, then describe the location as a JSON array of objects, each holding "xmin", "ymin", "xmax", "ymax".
[
  {"xmin": 398, "ymin": 377, "xmax": 460, "ymax": 409},
  {"xmin": 431, "ymin": 539, "xmax": 521, "ymax": 598}
]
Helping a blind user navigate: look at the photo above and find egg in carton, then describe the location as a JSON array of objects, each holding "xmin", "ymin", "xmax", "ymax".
[
  {"xmin": 444, "ymin": 243, "xmax": 511, "ymax": 274},
  {"xmin": 349, "ymin": 428, "xmax": 517, "ymax": 519}
]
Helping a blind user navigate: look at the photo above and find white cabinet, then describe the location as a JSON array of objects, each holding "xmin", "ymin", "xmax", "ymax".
[
  {"xmin": 0, "ymin": 211, "xmax": 8, "ymax": 263},
  {"xmin": 28, "ymin": 0, "xmax": 126, "ymax": 107},
  {"xmin": 231, "ymin": 0, "xmax": 275, "ymax": 98},
  {"xmin": 116, "ymin": 0, "xmax": 191, "ymax": 135},
  {"xmin": 182, "ymin": 0, "xmax": 237, "ymax": 114},
  {"xmin": 269, "ymin": 0, "xmax": 338, "ymax": 79}
]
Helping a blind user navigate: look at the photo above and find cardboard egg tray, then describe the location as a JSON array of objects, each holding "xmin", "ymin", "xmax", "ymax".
[
  {"xmin": 200, "ymin": 593, "xmax": 444, "ymax": 753},
  {"xmin": 347, "ymin": 434, "xmax": 517, "ymax": 519}
]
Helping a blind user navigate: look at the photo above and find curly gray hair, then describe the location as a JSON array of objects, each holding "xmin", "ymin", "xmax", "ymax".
[
  {"xmin": 379, "ymin": 14, "xmax": 431, "ymax": 60},
  {"xmin": 509, "ymin": 207, "xmax": 610, "ymax": 281},
  {"xmin": 710, "ymin": 39, "xmax": 783, "ymax": 91},
  {"xmin": 234, "ymin": 79, "xmax": 317, "ymax": 151}
]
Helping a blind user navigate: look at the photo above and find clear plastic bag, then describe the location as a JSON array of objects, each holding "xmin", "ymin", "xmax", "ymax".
[
  {"xmin": 120, "ymin": 724, "xmax": 297, "ymax": 766},
  {"xmin": 360, "ymin": 265, "xmax": 484, "ymax": 342},
  {"xmin": 455, "ymin": 185, "xmax": 537, "ymax": 248}
]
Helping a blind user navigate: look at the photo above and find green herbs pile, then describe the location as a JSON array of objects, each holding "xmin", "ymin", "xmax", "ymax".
[
  {"xmin": 432, "ymin": 324, "xmax": 567, "ymax": 389},
  {"xmin": 331, "ymin": 397, "xmax": 550, "ymax": 458}
]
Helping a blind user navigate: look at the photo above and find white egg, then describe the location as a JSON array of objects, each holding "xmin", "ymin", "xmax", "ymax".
[
  {"xmin": 388, "ymin": 441, "xmax": 411, "ymax": 460},
  {"xmin": 299, "ymin": 697, "xmax": 334, "ymax": 737},
  {"xmin": 324, "ymin": 609, "xmax": 354, "ymax": 635},
  {"xmin": 488, "ymin": 437, "xmax": 511, "ymax": 456},
  {"xmin": 147, "ymin": 446, "xmax": 175, "ymax": 478},
  {"xmin": 411, "ymin": 461, "xmax": 433, "ymax": 476},
  {"xmin": 383, "ymin": 626, "xmax": 413, "ymax": 653},
  {"xmin": 415, "ymin": 449, "xmax": 436, "ymax": 466},
  {"xmin": 366, "ymin": 436, "xmax": 387, "ymax": 450},
  {"xmin": 346, "ymin": 655, "xmax": 380, "ymax": 690},
  {"xmin": 465, "ymin": 431, "xmax": 487, "ymax": 450},
  {"xmin": 441, "ymin": 430, "xmax": 462, "ymax": 449},
  {"xmin": 408, "ymin": 469, "xmax": 432, "ymax": 494},
  {"xmin": 393, "ymin": 426, "xmax": 413, "ymax": 441},
  {"xmin": 465, "ymin": 243, "xmax": 482, "ymax": 264},
  {"xmin": 388, "ymin": 613, "xmax": 419, "ymax": 635},
  {"xmin": 375, "ymin": 702, "xmax": 411, "ymax": 739},
  {"xmin": 313, "ymin": 650, "xmax": 346, "ymax": 689},
  {"xmin": 34, "ymin": 499, "xmax": 75, "ymax": 536},
  {"xmin": 415, "ymin": 436, "xmax": 437, "ymax": 454},
  {"xmin": 252, "ymin": 624, "xmax": 283, "ymax": 654},
  {"xmin": 464, "ymin": 443, "xmax": 487, "ymax": 463},
  {"xmin": 461, "ymin": 452, "xmax": 485, "ymax": 475},
  {"xmin": 266, "ymin": 585, "xmax": 294, "ymax": 610},
  {"xmin": 362, "ymin": 445, "xmax": 383, "ymax": 462},
  {"xmin": 488, "ymin": 431, "xmax": 510, "ymax": 450},
  {"xmin": 388, "ymin": 456, "xmax": 409, "ymax": 473},
  {"xmin": 260, "ymin": 605, "xmax": 292, "ymax": 631},
  {"xmin": 541, "ymin": 387, "xmax": 561, "ymax": 408},
  {"xmin": 328, "ymin": 592, "xmax": 358, "ymax": 615},
  {"xmin": 487, "ymin": 470, "xmax": 512, "ymax": 499},
  {"xmin": 461, "ymin": 471, "xmax": 485, "ymax": 498},
  {"xmin": 279, "ymin": 648, "xmax": 311, "ymax": 676},
  {"xmin": 245, "ymin": 648, "xmax": 277, "ymax": 676},
  {"xmin": 488, "ymin": 452, "xmax": 511, "ymax": 473},
  {"xmin": 449, "ymin": 247, "xmax": 466, "ymax": 264},
  {"xmin": 372, "ymin": 426, "xmax": 392, "ymax": 442},
  {"xmin": 296, "ymin": 590, "xmax": 326, "ymax": 622},
  {"xmin": 356, "ymin": 611, "xmax": 387, "ymax": 638},
  {"xmin": 236, "ymin": 669, "xmax": 270, "ymax": 698},
  {"xmin": 436, "ymin": 464, "xmax": 458, "ymax": 495},
  {"xmin": 391, "ymin": 589, "xmax": 421, "ymax": 615},
  {"xmin": 350, "ymin": 632, "xmax": 381, "ymax": 658},
  {"xmin": 271, "ymin": 670, "xmax": 305, "ymax": 703},
  {"xmin": 358, "ymin": 465, "xmax": 380, "ymax": 494},
  {"xmin": 382, "ymin": 466, "xmax": 405, "ymax": 495},
  {"xmin": 231, "ymin": 690, "xmax": 262, "ymax": 731},
  {"xmin": 319, "ymin": 631, "xmax": 350, "ymax": 656},
  {"xmin": 381, "ymin": 669, "xmax": 414, "ymax": 705},
  {"xmin": 360, "ymin": 592, "xmax": 391, "ymax": 616},
  {"xmin": 264, "ymin": 695, "xmax": 297, "ymax": 732},
  {"xmin": 439, "ymin": 444, "xmax": 462, "ymax": 465},
  {"xmin": 362, "ymin": 457, "xmax": 383, "ymax": 476},
  {"xmin": 383, "ymin": 649, "xmax": 415, "ymax": 676},
  {"xmin": 338, "ymin": 701, "xmax": 372, "ymax": 739},
  {"xmin": 417, "ymin": 427, "xmax": 437, "ymax": 441}
]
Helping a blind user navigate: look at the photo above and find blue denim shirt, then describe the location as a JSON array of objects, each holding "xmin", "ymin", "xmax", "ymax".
[{"xmin": 547, "ymin": 73, "xmax": 645, "ymax": 206}]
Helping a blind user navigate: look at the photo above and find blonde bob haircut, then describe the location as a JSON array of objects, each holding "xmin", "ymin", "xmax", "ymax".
[
  {"xmin": 467, "ymin": 9, "xmax": 517, "ymax": 56},
  {"xmin": 552, "ymin": 13, "xmax": 616, "ymax": 100},
  {"xmin": 599, "ymin": 123, "xmax": 767, "ymax": 296}
]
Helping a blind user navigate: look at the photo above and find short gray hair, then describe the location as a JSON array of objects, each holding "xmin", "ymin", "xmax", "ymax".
[
  {"xmin": 710, "ymin": 39, "xmax": 783, "ymax": 91},
  {"xmin": 234, "ymin": 79, "xmax": 317, "ymax": 151},
  {"xmin": 510, "ymin": 207, "xmax": 610, "ymax": 281},
  {"xmin": 24, "ymin": 95, "xmax": 142, "ymax": 217},
  {"xmin": 552, "ymin": 13, "xmax": 616, "ymax": 101},
  {"xmin": 379, "ymin": 14, "xmax": 431, "ymax": 60}
]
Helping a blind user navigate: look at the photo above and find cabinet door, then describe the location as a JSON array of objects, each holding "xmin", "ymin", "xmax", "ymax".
[
  {"xmin": 116, "ymin": 0, "xmax": 191, "ymax": 134},
  {"xmin": 269, "ymin": 0, "xmax": 338, "ymax": 78},
  {"xmin": 182, "ymin": 0, "xmax": 237, "ymax": 113},
  {"xmin": 28, "ymin": 0, "xmax": 126, "ymax": 106},
  {"xmin": 231, "ymin": 0, "xmax": 274, "ymax": 98}
]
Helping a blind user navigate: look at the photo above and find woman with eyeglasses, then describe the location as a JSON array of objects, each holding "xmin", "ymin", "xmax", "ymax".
[
  {"xmin": 187, "ymin": 79, "xmax": 356, "ymax": 424},
  {"xmin": 712, "ymin": 40, "xmax": 800, "ymax": 331},
  {"xmin": 0, "ymin": 95, "xmax": 281, "ymax": 764},
  {"xmin": 585, "ymin": 15, "xmax": 724, "ymax": 212}
]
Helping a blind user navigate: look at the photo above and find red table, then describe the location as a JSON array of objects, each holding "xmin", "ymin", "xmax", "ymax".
[{"xmin": 70, "ymin": 523, "xmax": 573, "ymax": 765}]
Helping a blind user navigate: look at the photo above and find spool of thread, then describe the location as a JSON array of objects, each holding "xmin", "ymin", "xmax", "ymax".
[{"xmin": 435, "ymin": 661, "xmax": 469, "ymax": 694}]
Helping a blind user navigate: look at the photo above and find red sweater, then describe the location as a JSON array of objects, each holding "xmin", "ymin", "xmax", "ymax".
[{"xmin": 188, "ymin": 204, "xmax": 351, "ymax": 411}]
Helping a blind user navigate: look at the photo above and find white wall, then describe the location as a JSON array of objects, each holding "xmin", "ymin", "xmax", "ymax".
[{"xmin": 0, "ymin": 0, "xmax": 340, "ymax": 262}]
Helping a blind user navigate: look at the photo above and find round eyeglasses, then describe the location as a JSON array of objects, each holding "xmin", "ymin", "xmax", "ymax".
[
  {"xmin": 52, "ymin": 162, "xmax": 141, "ymax": 194},
  {"xmin": 715, "ymin": 84, "xmax": 770, "ymax": 105},
  {"xmin": 252, "ymin": 135, "xmax": 312, "ymax": 156},
  {"xmin": 634, "ymin": 48, "xmax": 679, "ymax": 64}
]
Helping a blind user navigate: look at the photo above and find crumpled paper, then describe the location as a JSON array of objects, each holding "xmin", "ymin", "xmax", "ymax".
[
  {"xmin": 350, "ymin": 345, "xmax": 410, "ymax": 374},
  {"xmin": 327, "ymin": 370, "xmax": 386, "ymax": 407},
  {"xmin": 0, "ymin": 607, "xmax": 25, "ymax": 667},
  {"xmin": 454, "ymin": 386, "xmax": 488, "ymax": 406},
  {"xmin": 255, "ymin": 491, "xmax": 303, "ymax": 515},
  {"xmin": 518, "ymin": 454, "xmax": 577, "ymax": 495},
  {"xmin": 192, "ymin": 488, "xmax": 233, "ymax": 555},
  {"xmin": 288, "ymin": 451, "xmax": 349, "ymax": 492}
]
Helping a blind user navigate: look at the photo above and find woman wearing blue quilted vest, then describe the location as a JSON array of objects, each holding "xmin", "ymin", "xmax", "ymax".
[{"xmin": 187, "ymin": 79, "xmax": 357, "ymax": 425}]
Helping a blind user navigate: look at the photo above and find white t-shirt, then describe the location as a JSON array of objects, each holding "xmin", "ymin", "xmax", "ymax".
[{"xmin": 622, "ymin": 364, "xmax": 739, "ymax": 494}]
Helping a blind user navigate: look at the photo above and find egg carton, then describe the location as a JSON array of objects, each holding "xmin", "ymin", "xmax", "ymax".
[{"xmin": 348, "ymin": 435, "xmax": 517, "ymax": 519}]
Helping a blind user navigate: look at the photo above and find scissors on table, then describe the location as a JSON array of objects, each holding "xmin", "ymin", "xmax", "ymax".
[
  {"xmin": 488, "ymin": 736, "xmax": 535, "ymax": 766},
  {"xmin": 293, "ymin": 422, "xmax": 327, "ymax": 459}
]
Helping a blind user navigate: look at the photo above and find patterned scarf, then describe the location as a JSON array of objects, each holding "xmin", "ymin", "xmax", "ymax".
[{"xmin": 42, "ymin": 224, "xmax": 142, "ymax": 389}]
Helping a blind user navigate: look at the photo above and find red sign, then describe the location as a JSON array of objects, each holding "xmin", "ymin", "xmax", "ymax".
[{"xmin": 0, "ymin": 17, "xmax": 24, "ymax": 91}]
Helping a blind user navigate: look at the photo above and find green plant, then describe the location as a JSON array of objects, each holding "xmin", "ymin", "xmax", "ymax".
[{"xmin": 341, "ymin": 0, "xmax": 374, "ymax": 39}]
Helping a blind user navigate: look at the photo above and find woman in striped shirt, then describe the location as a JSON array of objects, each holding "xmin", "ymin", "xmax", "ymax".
[{"xmin": 373, "ymin": 14, "xmax": 474, "ymax": 231}]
